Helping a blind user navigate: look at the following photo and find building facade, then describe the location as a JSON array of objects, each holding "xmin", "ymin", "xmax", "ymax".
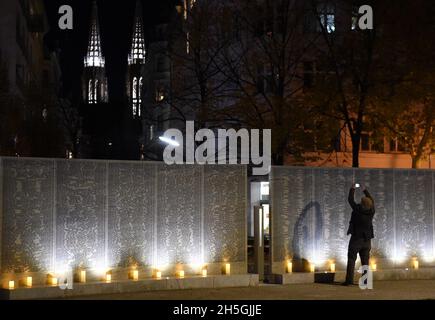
[
  {"xmin": 0, "ymin": 0, "xmax": 61, "ymax": 97},
  {"xmin": 139, "ymin": 23, "xmax": 172, "ymax": 160},
  {"xmin": 0, "ymin": 0, "xmax": 63, "ymax": 157}
]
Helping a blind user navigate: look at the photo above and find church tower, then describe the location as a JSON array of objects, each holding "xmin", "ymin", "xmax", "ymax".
[
  {"xmin": 82, "ymin": 0, "xmax": 108, "ymax": 104},
  {"xmin": 126, "ymin": 0, "xmax": 146, "ymax": 118}
]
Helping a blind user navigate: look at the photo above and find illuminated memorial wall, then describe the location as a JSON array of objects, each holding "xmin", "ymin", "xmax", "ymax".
[
  {"xmin": 0, "ymin": 158, "xmax": 246, "ymax": 282},
  {"xmin": 270, "ymin": 166, "xmax": 435, "ymax": 273}
]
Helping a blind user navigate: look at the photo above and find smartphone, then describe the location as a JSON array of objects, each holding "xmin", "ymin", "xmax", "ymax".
[{"xmin": 355, "ymin": 183, "xmax": 360, "ymax": 188}]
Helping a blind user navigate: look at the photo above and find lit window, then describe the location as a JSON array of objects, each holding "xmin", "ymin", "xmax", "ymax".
[
  {"xmin": 318, "ymin": 3, "xmax": 336, "ymax": 33},
  {"xmin": 186, "ymin": 32, "xmax": 190, "ymax": 54},
  {"xmin": 133, "ymin": 77, "xmax": 137, "ymax": 100},
  {"xmin": 88, "ymin": 80, "xmax": 93, "ymax": 103},
  {"xmin": 322, "ymin": 14, "xmax": 335, "ymax": 33},
  {"xmin": 94, "ymin": 79, "xmax": 98, "ymax": 102},
  {"xmin": 138, "ymin": 77, "xmax": 143, "ymax": 117},
  {"xmin": 132, "ymin": 77, "xmax": 138, "ymax": 116}
]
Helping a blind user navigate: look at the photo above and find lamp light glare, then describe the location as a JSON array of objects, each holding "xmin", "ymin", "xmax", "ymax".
[
  {"xmin": 412, "ymin": 258, "xmax": 419, "ymax": 270},
  {"xmin": 132, "ymin": 269, "xmax": 139, "ymax": 281},
  {"xmin": 287, "ymin": 261, "xmax": 292, "ymax": 273},
  {"xmin": 202, "ymin": 268, "xmax": 207, "ymax": 277},
  {"xmin": 225, "ymin": 263, "xmax": 231, "ymax": 275},
  {"xmin": 26, "ymin": 276, "xmax": 33, "ymax": 288},
  {"xmin": 106, "ymin": 273, "xmax": 112, "ymax": 283},
  {"xmin": 156, "ymin": 270, "xmax": 162, "ymax": 279},
  {"xmin": 330, "ymin": 262, "xmax": 336, "ymax": 273},
  {"xmin": 310, "ymin": 263, "xmax": 315, "ymax": 273},
  {"xmin": 51, "ymin": 277, "xmax": 58, "ymax": 286},
  {"xmin": 159, "ymin": 136, "xmax": 180, "ymax": 147},
  {"xmin": 80, "ymin": 270, "xmax": 86, "ymax": 283},
  {"xmin": 8, "ymin": 280, "xmax": 15, "ymax": 290}
]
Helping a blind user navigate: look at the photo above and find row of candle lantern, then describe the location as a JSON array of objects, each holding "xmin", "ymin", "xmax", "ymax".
[
  {"xmin": 6, "ymin": 263, "xmax": 232, "ymax": 290},
  {"xmin": 285, "ymin": 258, "xmax": 422, "ymax": 273}
]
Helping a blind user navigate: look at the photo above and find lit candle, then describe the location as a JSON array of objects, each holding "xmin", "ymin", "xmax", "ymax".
[
  {"xmin": 80, "ymin": 270, "xmax": 86, "ymax": 283},
  {"xmin": 156, "ymin": 271, "xmax": 162, "ymax": 279},
  {"xmin": 51, "ymin": 277, "xmax": 58, "ymax": 286},
  {"xmin": 225, "ymin": 263, "xmax": 231, "ymax": 275},
  {"xmin": 330, "ymin": 262, "xmax": 336, "ymax": 273},
  {"xmin": 8, "ymin": 280, "xmax": 15, "ymax": 290},
  {"xmin": 413, "ymin": 259, "xmax": 419, "ymax": 270},
  {"xmin": 202, "ymin": 268, "xmax": 207, "ymax": 277},
  {"xmin": 106, "ymin": 273, "xmax": 112, "ymax": 283},
  {"xmin": 26, "ymin": 276, "xmax": 33, "ymax": 288},
  {"xmin": 287, "ymin": 261, "xmax": 293, "ymax": 273},
  {"xmin": 310, "ymin": 263, "xmax": 315, "ymax": 273},
  {"xmin": 178, "ymin": 270, "xmax": 185, "ymax": 278},
  {"xmin": 132, "ymin": 270, "xmax": 139, "ymax": 281}
]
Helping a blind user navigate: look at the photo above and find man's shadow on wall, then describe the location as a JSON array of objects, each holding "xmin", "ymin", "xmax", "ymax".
[{"xmin": 291, "ymin": 201, "xmax": 324, "ymax": 272}]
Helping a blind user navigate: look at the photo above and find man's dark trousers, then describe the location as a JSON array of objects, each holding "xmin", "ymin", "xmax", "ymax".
[{"xmin": 346, "ymin": 236, "xmax": 371, "ymax": 284}]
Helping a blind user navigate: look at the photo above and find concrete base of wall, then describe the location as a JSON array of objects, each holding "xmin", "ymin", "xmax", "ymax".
[
  {"xmin": 268, "ymin": 268, "xmax": 435, "ymax": 284},
  {"xmin": 0, "ymin": 262, "xmax": 248, "ymax": 289},
  {"xmin": 0, "ymin": 274, "xmax": 259, "ymax": 300},
  {"xmin": 267, "ymin": 272, "xmax": 315, "ymax": 284}
]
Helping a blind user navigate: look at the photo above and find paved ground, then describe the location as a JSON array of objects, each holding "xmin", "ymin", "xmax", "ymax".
[{"xmin": 65, "ymin": 280, "xmax": 435, "ymax": 300}]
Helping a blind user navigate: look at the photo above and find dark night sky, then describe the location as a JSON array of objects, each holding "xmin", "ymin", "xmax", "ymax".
[{"xmin": 44, "ymin": 0, "xmax": 177, "ymax": 103}]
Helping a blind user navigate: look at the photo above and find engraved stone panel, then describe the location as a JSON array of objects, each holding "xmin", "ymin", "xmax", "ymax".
[
  {"xmin": 271, "ymin": 167, "xmax": 315, "ymax": 262},
  {"xmin": 394, "ymin": 170, "xmax": 433, "ymax": 259},
  {"xmin": 1, "ymin": 157, "xmax": 248, "ymax": 275},
  {"xmin": 271, "ymin": 167, "xmax": 434, "ymax": 266},
  {"xmin": 354, "ymin": 169, "xmax": 395, "ymax": 259},
  {"xmin": 107, "ymin": 162, "xmax": 154, "ymax": 267},
  {"xmin": 204, "ymin": 165, "xmax": 246, "ymax": 263},
  {"xmin": 55, "ymin": 160, "xmax": 106, "ymax": 269},
  {"xmin": 312, "ymin": 168, "xmax": 353, "ymax": 263},
  {"xmin": 1, "ymin": 159, "xmax": 53, "ymax": 272},
  {"xmin": 156, "ymin": 165, "xmax": 202, "ymax": 266}
]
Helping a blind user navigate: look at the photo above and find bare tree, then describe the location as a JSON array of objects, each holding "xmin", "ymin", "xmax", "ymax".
[
  {"xmin": 371, "ymin": 0, "xmax": 435, "ymax": 168},
  {"xmin": 141, "ymin": 1, "xmax": 237, "ymax": 161},
  {"xmin": 304, "ymin": 0, "xmax": 387, "ymax": 168},
  {"xmin": 215, "ymin": 0, "xmax": 337, "ymax": 165}
]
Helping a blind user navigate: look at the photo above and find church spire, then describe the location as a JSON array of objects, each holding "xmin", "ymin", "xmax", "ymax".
[
  {"xmin": 128, "ymin": 0, "xmax": 146, "ymax": 65},
  {"xmin": 82, "ymin": 0, "xmax": 108, "ymax": 104},
  {"xmin": 84, "ymin": 0, "xmax": 105, "ymax": 67}
]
